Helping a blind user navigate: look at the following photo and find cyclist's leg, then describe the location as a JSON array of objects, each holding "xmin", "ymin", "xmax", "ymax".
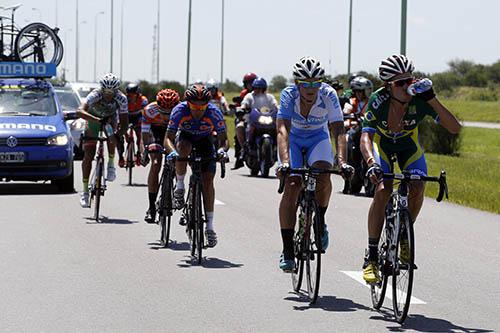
[
  {"xmin": 147, "ymin": 127, "xmax": 166, "ymax": 212},
  {"xmin": 82, "ymin": 121, "xmax": 99, "ymax": 193}
]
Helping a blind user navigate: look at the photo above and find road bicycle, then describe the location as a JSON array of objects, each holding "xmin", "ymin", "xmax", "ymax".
[
  {"xmin": 124, "ymin": 124, "xmax": 140, "ymax": 186},
  {"xmin": 370, "ymin": 170, "xmax": 448, "ymax": 323},
  {"xmin": 278, "ymin": 166, "xmax": 341, "ymax": 304},
  {"xmin": 0, "ymin": 4, "xmax": 63, "ymax": 65},
  {"xmin": 156, "ymin": 154, "xmax": 175, "ymax": 247},
  {"xmin": 178, "ymin": 148, "xmax": 226, "ymax": 264}
]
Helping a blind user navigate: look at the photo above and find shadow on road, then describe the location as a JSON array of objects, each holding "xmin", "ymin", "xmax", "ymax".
[
  {"xmin": 121, "ymin": 183, "xmax": 148, "ymax": 187},
  {"xmin": 85, "ymin": 216, "xmax": 138, "ymax": 224},
  {"xmin": 284, "ymin": 293, "xmax": 371, "ymax": 312},
  {"xmin": 0, "ymin": 183, "xmax": 76, "ymax": 195},
  {"xmin": 177, "ymin": 255, "xmax": 244, "ymax": 269},
  {"xmin": 238, "ymin": 174, "xmax": 278, "ymax": 180},
  {"xmin": 369, "ymin": 307, "xmax": 494, "ymax": 332},
  {"xmin": 149, "ymin": 240, "xmax": 190, "ymax": 251}
]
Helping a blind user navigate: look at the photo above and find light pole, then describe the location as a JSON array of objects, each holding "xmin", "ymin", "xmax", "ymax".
[
  {"xmin": 120, "ymin": 0, "xmax": 125, "ymax": 80},
  {"xmin": 77, "ymin": 20, "xmax": 87, "ymax": 81},
  {"xmin": 94, "ymin": 11, "xmax": 105, "ymax": 82},
  {"xmin": 75, "ymin": 0, "xmax": 79, "ymax": 81},
  {"xmin": 55, "ymin": 0, "xmax": 58, "ymax": 27},
  {"xmin": 31, "ymin": 7, "xmax": 42, "ymax": 21},
  {"xmin": 63, "ymin": 28, "xmax": 73, "ymax": 81},
  {"xmin": 220, "ymin": 0, "xmax": 224, "ymax": 86},
  {"xmin": 347, "ymin": 0, "xmax": 353, "ymax": 75},
  {"xmin": 400, "ymin": 0, "xmax": 407, "ymax": 55},
  {"xmin": 186, "ymin": 0, "xmax": 192, "ymax": 88},
  {"xmin": 156, "ymin": 0, "xmax": 160, "ymax": 83},
  {"xmin": 110, "ymin": 0, "xmax": 114, "ymax": 73}
]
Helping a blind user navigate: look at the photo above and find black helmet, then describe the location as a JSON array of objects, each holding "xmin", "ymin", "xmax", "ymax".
[{"xmin": 126, "ymin": 82, "xmax": 140, "ymax": 94}]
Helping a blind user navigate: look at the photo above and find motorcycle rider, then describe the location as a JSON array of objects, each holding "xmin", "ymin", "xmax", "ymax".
[
  {"xmin": 206, "ymin": 78, "xmax": 229, "ymax": 115},
  {"xmin": 233, "ymin": 72, "xmax": 257, "ymax": 169},
  {"xmin": 343, "ymin": 76, "xmax": 373, "ymax": 130}
]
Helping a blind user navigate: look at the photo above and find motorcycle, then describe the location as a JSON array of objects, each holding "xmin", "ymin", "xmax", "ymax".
[
  {"xmin": 245, "ymin": 107, "xmax": 277, "ymax": 177},
  {"xmin": 343, "ymin": 113, "xmax": 375, "ymax": 197}
]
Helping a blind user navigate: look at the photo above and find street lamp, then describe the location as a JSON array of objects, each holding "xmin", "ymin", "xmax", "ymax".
[
  {"xmin": 220, "ymin": 0, "xmax": 224, "ymax": 86},
  {"xmin": 400, "ymin": 0, "xmax": 407, "ymax": 55},
  {"xmin": 110, "ymin": 0, "xmax": 114, "ymax": 73},
  {"xmin": 347, "ymin": 0, "xmax": 353, "ymax": 75},
  {"xmin": 75, "ymin": 0, "xmax": 79, "ymax": 81},
  {"xmin": 32, "ymin": 7, "xmax": 42, "ymax": 21},
  {"xmin": 120, "ymin": 0, "xmax": 125, "ymax": 80},
  {"xmin": 186, "ymin": 0, "xmax": 192, "ymax": 88},
  {"xmin": 94, "ymin": 11, "xmax": 105, "ymax": 82},
  {"xmin": 63, "ymin": 28, "xmax": 73, "ymax": 81}
]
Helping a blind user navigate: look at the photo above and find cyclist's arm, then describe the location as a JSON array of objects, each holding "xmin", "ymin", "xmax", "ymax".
[
  {"xmin": 217, "ymin": 131, "xmax": 229, "ymax": 151},
  {"xmin": 360, "ymin": 131, "xmax": 376, "ymax": 166},
  {"xmin": 329, "ymin": 121, "xmax": 347, "ymax": 165},
  {"xmin": 427, "ymin": 98, "xmax": 461, "ymax": 134},
  {"xmin": 117, "ymin": 113, "xmax": 129, "ymax": 136},
  {"xmin": 164, "ymin": 131, "xmax": 176, "ymax": 154},
  {"xmin": 277, "ymin": 118, "xmax": 291, "ymax": 164},
  {"xmin": 76, "ymin": 102, "xmax": 101, "ymax": 122},
  {"xmin": 140, "ymin": 124, "xmax": 153, "ymax": 146}
]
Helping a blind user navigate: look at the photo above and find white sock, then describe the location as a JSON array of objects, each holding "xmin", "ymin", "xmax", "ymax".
[
  {"xmin": 176, "ymin": 174, "xmax": 185, "ymax": 190},
  {"xmin": 206, "ymin": 211, "xmax": 214, "ymax": 231}
]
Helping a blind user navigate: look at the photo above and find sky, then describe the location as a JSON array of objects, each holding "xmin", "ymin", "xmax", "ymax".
[{"xmin": 3, "ymin": 0, "xmax": 500, "ymax": 85}]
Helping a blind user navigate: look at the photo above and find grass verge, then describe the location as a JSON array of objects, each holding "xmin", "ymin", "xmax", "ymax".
[{"xmin": 441, "ymin": 99, "xmax": 500, "ymax": 123}]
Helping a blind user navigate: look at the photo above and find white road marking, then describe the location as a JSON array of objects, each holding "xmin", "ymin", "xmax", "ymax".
[
  {"xmin": 341, "ymin": 270, "xmax": 426, "ymax": 305},
  {"xmin": 215, "ymin": 199, "xmax": 226, "ymax": 206}
]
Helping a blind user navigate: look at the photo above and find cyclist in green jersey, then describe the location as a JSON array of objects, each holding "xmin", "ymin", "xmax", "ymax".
[
  {"xmin": 76, "ymin": 73, "xmax": 129, "ymax": 207},
  {"xmin": 360, "ymin": 55, "xmax": 461, "ymax": 283}
]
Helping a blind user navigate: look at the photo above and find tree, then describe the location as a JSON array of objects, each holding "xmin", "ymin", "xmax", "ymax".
[
  {"xmin": 221, "ymin": 79, "xmax": 240, "ymax": 93},
  {"xmin": 269, "ymin": 75, "xmax": 288, "ymax": 92}
]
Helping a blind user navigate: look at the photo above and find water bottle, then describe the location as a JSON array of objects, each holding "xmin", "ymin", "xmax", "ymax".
[
  {"xmin": 407, "ymin": 78, "xmax": 433, "ymax": 96},
  {"xmin": 104, "ymin": 124, "xmax": 114, "ymax": 137}
]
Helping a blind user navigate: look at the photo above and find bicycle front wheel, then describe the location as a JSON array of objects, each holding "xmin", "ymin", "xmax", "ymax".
[
  {"xmin": 291, "ymin": 205, "xmax": 305, "ymax": 292},
  {"xmin": 371, "ymin": 227, "xmax": 389, "ymax": 309},
  {"xmin": 305, "ymin": 200, "xmax": 322, "ymax": 304},
  {"xmin": 93, "ymin": 158, "xmax": 104, "ymax": 222},
  {"xmin": 159, "ymin": 164, "xmax": 173, "ymax": 247},
  {"xmin": 194, "ymin": 182, "xmax": 204, "ymax": 265},
  {"xmin": 392, "ymin": 211, "xmax": 415, "ymax": 323},
  {"xmin": 127, "ymin": 141, "xmax": 135, "ymax": 186}
]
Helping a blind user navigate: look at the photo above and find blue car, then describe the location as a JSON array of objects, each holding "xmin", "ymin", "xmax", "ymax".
[{"xmin": 0, "ymin": 78, "xmax": 74, "ymax": 192}]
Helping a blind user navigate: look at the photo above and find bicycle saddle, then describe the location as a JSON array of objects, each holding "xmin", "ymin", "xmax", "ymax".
[{"xmin": 0, "ymin": 4, "xmax": 22, "ymax": 11}]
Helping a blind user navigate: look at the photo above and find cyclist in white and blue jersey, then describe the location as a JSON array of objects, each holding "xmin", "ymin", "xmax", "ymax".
[{"xmin": 276, "ymin": 56, "xmax": 354, "ymax": 271}]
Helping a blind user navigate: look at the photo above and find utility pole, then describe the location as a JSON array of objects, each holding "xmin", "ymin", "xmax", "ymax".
[
  {"xmin": 156, "ymin": 0, "xmax": 160, "ymax": 83},
  {"xmin": 75, "ymin": 0, "xmax": 79, "ymax": 81},
  {"xmin": 220, "ymin": 0, "xmax": 224, "ymax": 85},
  {"xmin": 185, "ymin": 0, "xmax": 192, "ymax": 88},
  {"xmin": 151, "ymin": 24, "xmax": 158, "ymax": 83},
  {"xmin": 110, "ymin": 0, "xmax": 114, "ymax": 73},
  {"xmin": 120, "ymin": 0, "xmax": 125, "ymax": 79},
  {"xmin": 400, "ymin": 0, "xmax": 407, "ymax": 55},
  {"xmin": 347, "ymin": 0, "xmax": 353, "ymax": 75}
]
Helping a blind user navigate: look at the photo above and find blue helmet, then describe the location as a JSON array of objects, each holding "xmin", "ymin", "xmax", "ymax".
[{"xmin": 252, "ymin": 77, "xmax": 267, "ymax": 89}]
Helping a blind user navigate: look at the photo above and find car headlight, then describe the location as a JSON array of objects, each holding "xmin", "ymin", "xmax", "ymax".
[
  {"xmin": 47, "ymin": 134, "xmax": 69, "ymax": 146},
  {"xmin": 258, "ymin": 116, "xmax": 273, "ymax": 125},
  {"xmin": 71, "ymin": 119, "xmax": 86, "ymax": 131}
]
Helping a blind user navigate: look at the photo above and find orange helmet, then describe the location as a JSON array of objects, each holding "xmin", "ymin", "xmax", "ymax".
[{"xmin": 156, "ymin": 89, "xmax": 180, "ymax": 110}]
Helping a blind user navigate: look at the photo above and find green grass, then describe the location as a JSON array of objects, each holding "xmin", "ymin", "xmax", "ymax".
[
  {"xmin": 425, "ymin": 127, "xmax": 500, "ymax": 214},
  {"xmin": 441, "ymin": 99, "xmax": 500, "ymax": 123}
]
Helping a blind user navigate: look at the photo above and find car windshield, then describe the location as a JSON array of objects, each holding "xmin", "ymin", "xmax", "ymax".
[
  {"xmin": 0, "ymin": 85, "xmax": 57, "ymax": 116},
  {"xmin": 56, "ymin": 90, "xmax": 80, "ymax": 111}
]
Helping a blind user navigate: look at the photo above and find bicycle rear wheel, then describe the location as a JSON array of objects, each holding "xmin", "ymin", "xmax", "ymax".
[
  {"xmin": 159, "ymin": 164, "xmax": 173, "ymax": 247},
  {"xmin": 371, "ymin": 227, "xmax": 389, "ymax": 309},
  {"xmin": 15, "ymin": 23, "xmax": 60, "ymax": 64},
  {"xmin": 305, "ymin": 200, "xmax": 322, "ymax": 304},
  {"xmin": 392, "ymin": 211, "xmax": 415, "ymax": 323},
  {"xmin": 291, "ymin": 204, "xmax": 305, "ymax": 292},
  {"xmin": 93, "ymin": 158, "xmax": 104, "ymax": 222},
  {"xmin": 126, "ymin": 140, "xmax": 134, "ymax": 186}
]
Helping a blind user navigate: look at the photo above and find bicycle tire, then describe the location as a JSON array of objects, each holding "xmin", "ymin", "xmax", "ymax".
[
  {"xmin": 305, "ymin": 200, "xmax": 322, "ymax": 304},
  {"xmin": 93, "ymin": 158, "xmax": 103, "ymax": 222},
  {"xmin": 127, "ymin": 139, "xmax": 134, "ymax": 186},
  {"xmin": 159, "ymin": 164, "xmax": 173, "ymax": 247},
  {"xmin": 195, "ymin": 181, "xmax": 204, "ymax": 265},
  {"xmin": 186, "ymin": 185, "xmax": 196, "ymax": 258},
  {"xmin": 371, "ymin": 227, "xmax": 389, "ymax": 309},
  {"xmin": 392, "ymin": 211, "xmax": 415, "ymax": 323},
  {"xmin": 53, "ymin": 31, "xmax": 64, "ymax": 66},
  {"xmin": 291, "ymin": 202, "xmax": 305, "ymax": 292},
  {"xmin": 14, "ymin": 22, "xmax": 59, "ymax": 64}
]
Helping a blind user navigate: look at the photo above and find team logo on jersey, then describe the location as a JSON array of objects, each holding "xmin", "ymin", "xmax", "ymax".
[
  {"xmin": 371, "ymin": 92, "xmax": 389, "ymax": 109},
  {"xmin": 365, "ymin": 111, "xmax": 376, "ymax": 121},
  {"xmin": 182, "ymin": 122, "xmax": 192, "ymax": 130},
  {"xmin": 199, "ymin": 125, "xmax": 211, "ymax": 131}
]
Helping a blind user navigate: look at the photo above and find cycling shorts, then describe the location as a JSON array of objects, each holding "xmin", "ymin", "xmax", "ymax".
[
  {"xmin": 175, "ymin": 131, "xmax": 216, "ymax": 174},
  {"xmin": 287, "ymin": 131, "xmax": 334, "ymax": 169}
]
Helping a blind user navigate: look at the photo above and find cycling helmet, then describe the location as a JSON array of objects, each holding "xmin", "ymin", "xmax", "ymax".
[
  {"xmin": 184, "ymin": 84, "xmax": 211, "ymax": 103},
  {"xmin": 126, "ymin": 82, "xmax": 140, "ymax": 94},
  {"xmin": 292, "ymin": 56, "xmax": 325, "ymax": 80},
  {"xmin": 156, "ymin": 89, "xmax": 180, "ymax": 111},
  {"xmin": 350, "ymin": 76, "xmax": 373, "ymax": 91},
  {"xmin": 206, "ymin": 78, "xmax": 219, "ymax": 89},
  {"xmin": 348, "ymin": 73, "xmax": 360, "ymax": 85},
  {"xmin": 252, "ymin": 77, "xmax": 267, "ymax": 89},
  {"xmin": 193, "ymin": 78, "xmax": 204, "ymax": 85},
  {"xmin": 99, "ymin": 73, "xmax": 120, "ymax": 90},
  {"xmin": 329, "ymin": 80, "xmax": 344, "ymax": 90},
  {"xmin": 242, "ymin": 72, "xmax": 257, "ymax": 85},
  {"xmin": 378, "ymin": 54, "xmax": 415, "ymax": 82}
]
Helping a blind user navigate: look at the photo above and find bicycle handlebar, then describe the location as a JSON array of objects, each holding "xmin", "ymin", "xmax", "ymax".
[
  {"xmin": 152, "ymin": 148, "xmax": 226, "ymax": 179},
  {"xmin": 382, "ymin": 170, "xmax": 449, "ymax": 202},
  {"xmin": 277, "ymin": 167, "xmax": 341, "ymax": 194}
]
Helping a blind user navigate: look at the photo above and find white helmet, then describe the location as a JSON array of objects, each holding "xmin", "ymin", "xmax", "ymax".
[
  {"xmin": 206, "ymin": 78, "xmax": 219, "ymax": 89},
  {"xmin": 350, "ymin": 76, "xmax": 373, "ymax": 91},
  {"xmin": 293, "ymin": 56, "xmax": 325, "ymax": 80},
  {"xmin": 378, "ymin": 54, "xmax": 415, "ymax": 82},
  {"xmin": 193, "ymin": 78, "xmax": 204, "ymax": 85},
  {"xmin": 99, "ymin": 73, "xmax": 120, "ymax": 90}
]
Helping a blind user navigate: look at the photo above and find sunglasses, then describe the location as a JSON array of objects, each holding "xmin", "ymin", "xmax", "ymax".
[
  {"xmin": 392, "ymin": 78, "xmax": 413, "ymax": 87},
  {"xmin": 188, "ymin": 102, "xmax": 208, "ymax": 111},
  {"xmin": 102, "ymin": 88, "xmax": 116, "ymax": 95},
  {"xmin": 297, "ymin": 80, "xmax": 323, "ymax": 88}
]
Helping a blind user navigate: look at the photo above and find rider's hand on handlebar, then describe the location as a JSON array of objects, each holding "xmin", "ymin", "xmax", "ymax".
[
  {"xmin": 340, "ymin": 163, "xmax": 355, "ymax": 180},
  {"xmin": 366, "ymin": 163, "xmax": 383, "ymax": 184},
  {"xmin": 217, "ymin": 148, "xmax": 229, "ymax": 162},
  {"xmin": 141, "ymin": 149, "xmax": 150, "ymax": 166},
  {"xmin": 276, "ymin": 162, "xmax": 290, "ymax": 178},
  {"xmin": 167, "ymin": 150, "xmax": 179, "ymax": 161}
]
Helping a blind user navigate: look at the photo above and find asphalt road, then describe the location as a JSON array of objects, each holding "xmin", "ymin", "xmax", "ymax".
[{"xmin": 0, "ymin": 161, "xmax": 499, "ymax": 332}]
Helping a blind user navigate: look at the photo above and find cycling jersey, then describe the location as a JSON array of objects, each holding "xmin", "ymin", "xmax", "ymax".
[
  {"xmin": 167, "ymin": 102, "xmax": 226, "ymax": 140},
  {"xmin": 85, "ymin": 89, "xmax": 128, "ymax": 118},
  {"xmin": 278, "ymin": 83, "xmax": 343, "ymax": 168},
  {"xmin": 277, "ymin": 83, "xmax": 343, "ymax": 138},
  {"xmin": 362, "ymin": 87, "xmax": 439, "ymax": 176},
  {"xmin": 141, "ymin": 102, "xmax": 169, "ymax": 133},
  {"xmin": 209, "ymin": 91, "xmax": 228, "ymax": 111},
  {"xmin": 128, "ymin": 94, "xmax": 148, "ymax": 115}
]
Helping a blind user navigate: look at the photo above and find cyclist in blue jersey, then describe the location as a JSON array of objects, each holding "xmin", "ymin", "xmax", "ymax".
[
  {"xmin": 164, "ymin": 84, "xmax": 229, "ymax": 247},
  {"xmin": 276, "ymin": 56, "xmax": 354, "ymax": 271}
]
